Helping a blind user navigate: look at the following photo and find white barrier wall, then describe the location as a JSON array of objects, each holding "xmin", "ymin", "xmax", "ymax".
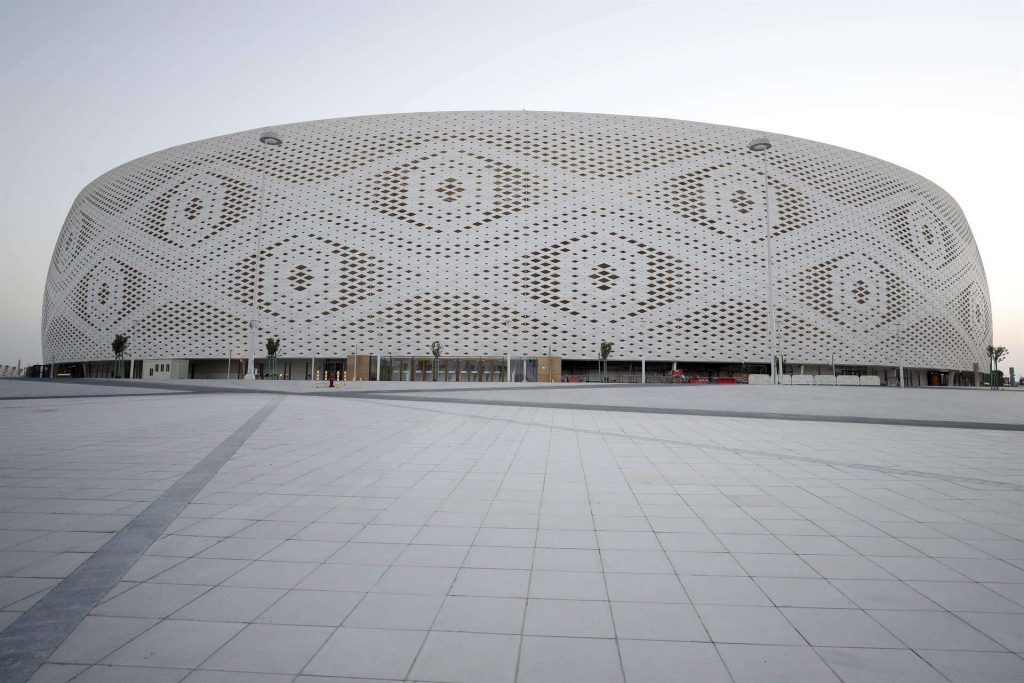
[
  {"xmin": 814, "ymin": 375, "xmax": 837, "ymax": 385},
  {"xmin": 859, "ymin": 375, "xmax": 881, "ymax": 386},
  {"xmin": 790, "ymin": 374, "xmax": 814, "ymax": 385},
  {"xmin": 748, "ymin": 374, "xmax": 772, "ymax": 384},
  {"xmin": 837, "ymin": 375, "xmax": 861, "ymax": 385}
]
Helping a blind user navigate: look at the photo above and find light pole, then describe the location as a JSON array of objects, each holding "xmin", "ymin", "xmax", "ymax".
[
  {"xmin": 375, "ymin": 317, "xmax": 382, "ymax": 381},
  {"xmin": 505, "ymin": 319, "xmax": 511, "ymax": 383},
  {"xmin": 749, "ymin": 137, "xmax": 778, "ymax": 384},
  {"xmin": 245, "ymin": 131, "xmax": 281, "ymax": 379},
  {"xmin": 895, "ymin": 322, "xmax": 905, "ymax": 388},
  {"xmin": 640, "ymin": 317, "xmax": 646, "ymax": 384},
  {"xmin": 128, "ymin": 318, "xmax": 139, "ymax": 379}
]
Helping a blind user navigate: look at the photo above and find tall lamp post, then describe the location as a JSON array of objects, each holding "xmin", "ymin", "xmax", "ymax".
[
  {"xmin": 375, "ymin": 316, "xmax": 383, "ymax": 381},
  {"xmin": 505, "ymin": 320, "xmax": 511, "ymax": 383},
  {"xmin": 128, "ymin": 318, "xmax": 139, "ymax": 379},
  {"xmin": 748, "ymin": 137, "xmax": 778, "ymax": 385},
  {"xmin": 895, "ymin": 322, "xmax": 905, "ymax": 388},
  {"xmin": 245, "ymin": 131, "xmax": 282, "ymax": 380},
  {"xmin": 640, "ymin": 317, "xmax": 646, "ymax": 384}
]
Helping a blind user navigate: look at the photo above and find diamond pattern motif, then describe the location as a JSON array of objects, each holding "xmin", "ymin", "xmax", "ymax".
[{"xmin": 41, "ymin": 112, "xmax": 989, "ymax": 369}]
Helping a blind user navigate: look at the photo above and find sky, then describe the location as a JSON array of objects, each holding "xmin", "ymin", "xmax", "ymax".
[{"xmin": 1, "ymin": 0, "xmax": 1021, "ymax": 371}]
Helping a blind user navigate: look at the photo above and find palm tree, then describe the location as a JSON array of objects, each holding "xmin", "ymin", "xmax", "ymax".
[
  {"xmin": 599, "ymin": 341, "xmax": 613, "ymax": 383},
  {"xmin": 430, "ymin": 341, "xmax": 442, "ymax": 382},
  {"xmin": 986, "ymin": 345, "xmax": 1008, "ymax": 389},
  {"xmin": 111, "ymin": 333, "xmax": 129, "ymax": 379},
  {"xmin": 265, "ymin": 337, "xmax": 281, "ymax": 379}
]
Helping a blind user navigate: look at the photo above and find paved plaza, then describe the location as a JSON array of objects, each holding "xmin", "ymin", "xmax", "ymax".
[{"xmin": 0, "ymin": 380, "xmax": 1022, "ymax": 682}]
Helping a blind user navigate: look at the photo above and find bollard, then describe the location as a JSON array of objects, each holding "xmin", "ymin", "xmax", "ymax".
[
  {"xmin": 343, "ymin": 369, "xmax": 347, "ymax": 387},
  {"xmin": 315, "ymin": 369, "xmax": 320, "ymax": 389}
]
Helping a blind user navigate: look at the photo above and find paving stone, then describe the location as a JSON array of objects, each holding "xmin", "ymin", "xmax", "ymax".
[
  {"xmin": 754, "ymin": 577, "xmax": 856, "ymax": 608},
  {"xmin": 201, "ymin": 623, "xmax": 332, "ymax": 674},
  {"xmin": 619, "ymin": 640, "xmax": 732, "ymax": 682},
  {"xmin": 408, "ymin": 631, "xmax": 520, "ymax": 683},
  {"xmin": 450, "ymin": 568, "xmax": 530, "ymax": 597},
  {"xmin": 92, "ymin": 583, "xmax": 210, "ymax": 618},
  {"xmin": 695, "ymin": 604, "xmax": 804, "ymax": 645},
  {"xmin": 524, "ymin": 598, "xmax": 615, "ymax": 638},
  {"xmin": 954, "ymin": 611, "xmax": 1024, "ymax": 652},
  {"xmin": 432, "ymin": 595, "xmax": 526, "ymax": 634},
  {"xmin": 150, "ymin": 558, "xmax": 250, "ymax": 585},
  {"xmin": 303, "ymin": 626, "xmax": 426, "ymax": 679},
  {"xmin": 49, "ymin": 616, "xmax": 158, "ymax": 664},
  {"xmin": 717, "ymin": 643, "xmax": 840, "ymax": 682},
  {"xmin": 529, "ymin": 570, "xmax": 607, "ymax": 600},
  {"xmin": 255, "ymin": 589, "xmax": 362, "ymax": 626},
  {"xmin": 610, "ymin": 601, "xmax": 708, "ymax": 641},
  {"xmin": 868, "ymin": 609, "xmax": 1006, "ymax": 651},
  {"xmin": 72, "ymin": 664, "xmax": 188, "ymax": 682},
  {"xmin": 917, "ymin": 650, "xmax": 1024, "ymax": 683},
  {"xmin": 343, "ymin": 592, "xmax": 444, "ymax": 629},
  {"xmin": 171, "ymin": 586, "xmax": 285, "ymax": 622},
  {"xmin": 517, "ymin": 635, "xmax": 623, "ymax": 683},
  {"xmin": 605, "ymin": 572, "xmax": 689, "ymax": 603},
  {"xmin": 815, "ymin": 647, "xmax": 948, "ymax": 682},
  {"xmin": 680, "ymin": 575, "xmax": 772, "ymax": 606},
  {"xmin": 222, "ymin": 561, "xmax": 316, "ymax": 589},
  {"xmin": 782, "ymin": 607, "xmax": 903, "ymax": 647},
  {"xmin": 102, "ymin": 619, "xmax": 244, "ymax": 668}
]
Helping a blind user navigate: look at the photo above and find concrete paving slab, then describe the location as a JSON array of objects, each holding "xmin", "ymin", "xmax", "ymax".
[{"xmin": 0, "ymin": 382, "xmax": 1022, "ymax": 682}]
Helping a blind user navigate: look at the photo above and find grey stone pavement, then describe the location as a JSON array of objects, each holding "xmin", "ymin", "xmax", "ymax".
[{"xmin": 0, "ymin": 379, "xmax": 1021, "ymax": 682}]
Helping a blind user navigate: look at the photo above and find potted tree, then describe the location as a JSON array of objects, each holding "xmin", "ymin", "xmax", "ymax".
[
  {"xmin": 986, "ymin": 345, "xmax": 1008, "ymax": 389},
  {"xmin": 430, "ymin": 341, "xmax": 442, "ymax": 382},
  {"xmin": 112, "ymin": 333, "xmax": 129, "ymax": 379},
  {"xmin": 265, "ymin": 337, "xmax": 280, "ymax": 380},
  {"xmin": 599, "ymin": 341, "xmax": 613, "ymax": 383}
]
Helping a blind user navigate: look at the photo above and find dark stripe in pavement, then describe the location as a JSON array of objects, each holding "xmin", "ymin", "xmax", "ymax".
[
  {"xmin": 0, "ymin": 391, "xmax": 189, "ymax": 401},
  {"xmin": 340, "ymin": 392, "xmax": 1024, "ymax": 432},
  {"xmin": 6, "ymin": 378, "xmax": 1022, "ymax": 431},
  {"xmin": 0, "ymin": 395, "xmax": 284, "ymax": 683},
  {"xmin": 367, "ymin": 399, "xmax": 1024, "ymax": 492}
]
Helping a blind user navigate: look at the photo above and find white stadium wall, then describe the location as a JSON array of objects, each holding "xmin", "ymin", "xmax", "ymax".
[{"xmin": 41, "ymin": 111, "xmax": 991, "ymax": 370}]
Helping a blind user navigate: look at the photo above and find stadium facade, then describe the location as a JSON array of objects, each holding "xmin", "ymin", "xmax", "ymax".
[{"xmin": 41, "ymin": 111, "xmax": 991, "ymax": 384}]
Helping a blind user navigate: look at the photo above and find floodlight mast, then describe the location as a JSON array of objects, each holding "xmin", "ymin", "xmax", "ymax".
[{"xmin": 246, "ymin": 131, "xmax": 281, "ymax": 379}]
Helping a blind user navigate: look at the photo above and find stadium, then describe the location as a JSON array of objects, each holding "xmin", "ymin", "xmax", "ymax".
[{"xmin": 40, "ymin": 111, "xmax": 991, "ymax": 385}]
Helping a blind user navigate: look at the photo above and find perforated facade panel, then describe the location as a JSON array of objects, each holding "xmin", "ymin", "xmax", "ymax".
[{"xmin": 41, "ymin": 111, "xmax": 991, "ymax": 370}]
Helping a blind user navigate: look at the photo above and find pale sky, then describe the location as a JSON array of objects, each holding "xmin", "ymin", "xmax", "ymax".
[{"xmin": 1, "ymin": 0, "xmax": 1021, "ymax": 371}]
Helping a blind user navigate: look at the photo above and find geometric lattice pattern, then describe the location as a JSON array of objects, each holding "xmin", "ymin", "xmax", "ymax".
[{"xmin": 42, "ymin": 112, "xmax": 992, "ymax": 370}]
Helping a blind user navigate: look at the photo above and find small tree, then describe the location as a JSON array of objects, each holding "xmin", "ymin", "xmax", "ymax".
[
  {"xmin": 599, "ymin": 341, "xmax": 613, "ymax": 383},
  {"xmin": 265, "ymin": 337, "xmax": 280, "ymax": 379},
  {"xmin": 986, "ymin": 345, "xmax": 1008, "ymax": 389},
  {"xmin": 111, "ymin": 333, "xmax": 129, "ymax": 379},
  {"xmin": 430, "ymin": 341, "xmax": 442, "ymax": 382}
]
